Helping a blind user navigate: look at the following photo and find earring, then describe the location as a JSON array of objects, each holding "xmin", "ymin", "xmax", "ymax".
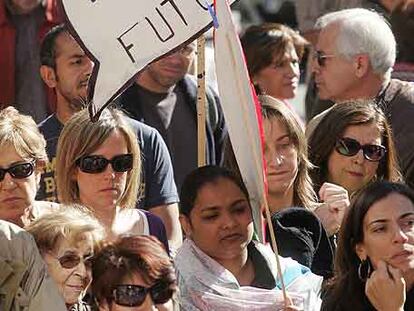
[{"xmin": 357, "ymin": 258, "xmax": 372, "ymax": 282}]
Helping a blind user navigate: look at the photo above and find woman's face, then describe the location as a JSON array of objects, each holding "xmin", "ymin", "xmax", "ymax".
[
  {"xmin": 263, "ymin": 118, "xmax": 298, "ymax": 198},
  {"xmin": 43, "ymin": 234, "xmax": 93, "ymax": 306},
  {"xmin": 327, "ymin": 123, "xmax": 381, "ymax": 193},
  {"xmin": 100, "ymin": 273, "xmax": 173, "ymax": 311},
  {"xmin": 253, "ymin": 43, "xmax": 300, "ymax": 100},
  {"xmin": 356, "ymin": 193, "xmax": 414, "ymax": 273},
  {"xmin": 0, "ymin": 143, "xmax": 40, "ymax": 226},
  {"xmin": 181, "ymin": 177, "xmax": 254, "ymax": 263},
  {"xmin": 76, "ymin": 130, "xmax": 129, "ymax": 211}
]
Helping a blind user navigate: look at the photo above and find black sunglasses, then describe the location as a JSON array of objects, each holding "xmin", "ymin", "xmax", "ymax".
[
  {"xmin": 0, "ymin": 161, "xmax": 35, "ymax": 182},
  {"xmin": 335, "ymin": 137, "xmax": 386, "ymax": 162},
  {"xmin": 112, "ymin": 283, "xmax": 173, "ymax": 307},
  {"xmin": 76, "ymin": 154, "xmax": 133, "ymax": 174},
  {"xmin": 51, "ymin": 252, "xmax": 94, "ymax": 269},
  {"xmin": 313, "ymin": 50, "xmax": 336, "ymax": 67}
]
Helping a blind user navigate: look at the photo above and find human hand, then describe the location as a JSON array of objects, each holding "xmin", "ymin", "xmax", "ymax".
[
  {"xmin": 315, "ymin": 183, "xmax": 350, "ymax": 235},
  {"xmin": 365, "ymin": 260, "xmax": 405, "ymax": 311}
]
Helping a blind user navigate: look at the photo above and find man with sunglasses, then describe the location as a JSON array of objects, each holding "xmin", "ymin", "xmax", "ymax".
[
  {"xmin": 117, "ymin": 42, "xmax": 228, "ymax": 193},
  {"xmin": 36, "ymin": 24, "xmax": 183, "ymax": 251},
  {"xmin": 306, "ymin": 8, "xmax": 414, "ymax": 190}
]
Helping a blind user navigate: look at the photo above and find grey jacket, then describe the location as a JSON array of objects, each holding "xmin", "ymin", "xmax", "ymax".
[{"xmin": 0, "ymin": 220, "xmax": 66, "ymax": 311}]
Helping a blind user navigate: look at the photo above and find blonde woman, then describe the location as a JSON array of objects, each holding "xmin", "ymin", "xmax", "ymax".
[
  {"xmin": 0, "ymin": 107, "xmax": 57, "ymax": 227},
  {"xmin": 55, "ymin": 108, "xmax": 168, "ymax": 249},
  {"xmin": 26, "ymin": 205, "xmax": 105, "ymax": 310}
]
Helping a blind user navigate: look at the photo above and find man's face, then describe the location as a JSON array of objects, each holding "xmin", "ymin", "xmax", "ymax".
[
  {"xmin": 10, "ymin": 0, "xmax": 41, "ymax": 14},
  {"xmin": 140, "ymin": 43, "xmax": 196, "ymax": 93},
  {"xmin": 312, "ymin": 24, "xmax": 359, "ymax": 102},
  {"xmin": 53, "ymin": 33, "xmax": 93, "ymax": 111}
]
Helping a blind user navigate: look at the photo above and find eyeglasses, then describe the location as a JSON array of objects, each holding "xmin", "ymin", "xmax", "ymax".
[
  {"xmin": 335, "ymin": 137, "xmax": 386, "ymax": 162},
  {"xmin": 0, "ymin": 161, "xmax": 35, "ymax": 182},
  {"xmin": 112, "ymin": 283, "xmax": 173, "ymax": 307},
  {"xmin": 51, "ymin": 251, "xmax": 94, "ymax": 269},
  {"xmin": 313, "ymin": 50, "xmax": 336, "ymax": 67},
  {"xmin": 76, "ymin": 154, "xmax": 133, "ymax": 174}
]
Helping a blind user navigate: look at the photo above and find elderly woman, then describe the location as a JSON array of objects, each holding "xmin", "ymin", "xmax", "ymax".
[
  {"xmin": 55, "ymin": 108, "xmax": 168, "ymax": 249},
  {"xmin": 0, "ymin": 107, "xmax": 57, "ymax": 227},
  {"xmin": 91, "ymin": 235, "xmax": 177, "ymax": 311},
  {"xmin": 321, "ymin": 181, "xmax": 414, "ymax": 310},
  {"xmin": 176, "ymin": 165, "xmax": 322, "ymax": 310},
  {"xmin": 26, "ymin": 205, "xmax": 105, "ymax": 310},
  {"xmin": 308, "ymin": 100, "xmax": 402, "ymax": 195},
  {"xmin": 241, "ymin": 23, "xmax": 308, "ymax": 103}
]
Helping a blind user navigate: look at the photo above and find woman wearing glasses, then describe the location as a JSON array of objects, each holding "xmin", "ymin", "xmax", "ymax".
[
  {"xmin": 241, "ymin": 23, "xmax": 307, "ymax": 107},
  {"xmin": 26, "ymin": 205, "xmax": 105, "ymax": 310},
  {"xmin": 55, "ymin": 108, "xmax": 168, "ymax": 249},
  {"xmin": 308, "ymin": 100, "xmax": 402, "ymax": 195},
  {"xmin": 91, "ymin": 235, "xmax": 177, "ymax": 311},
  {"xmin": 0, "ymin": 107, "xmax": 57, "ymax": 227}
]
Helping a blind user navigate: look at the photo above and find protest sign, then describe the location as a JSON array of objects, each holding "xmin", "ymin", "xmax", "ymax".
[{"xmin": 60, "ymin": 0, "xmax": 235, "ymax": 120}]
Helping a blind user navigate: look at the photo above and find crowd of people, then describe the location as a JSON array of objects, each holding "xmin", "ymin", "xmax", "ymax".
[{"xmin": 1, "ymin": 0, "xmax": 414, "ymax": 310}]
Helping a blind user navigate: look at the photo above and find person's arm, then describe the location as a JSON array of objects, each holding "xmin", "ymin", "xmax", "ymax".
[{"xmin": 149, "ymin": 203, "xmax": 182, "ymax": 253}]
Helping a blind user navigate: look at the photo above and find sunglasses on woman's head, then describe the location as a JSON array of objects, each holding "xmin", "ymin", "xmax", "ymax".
[
  {"xmin": 0, "ymin": 161, "xmax": 35, "ymax": 182},
  {"xmin": 49, "ymin": 251, "xmax": 94, "ymax": 269},
  {"xmin": 76, "ymin": 154, "xmax": 133, "ymax": 174},
  {"xmin": 335, "ymin": 137, "xmax": 386, "ymax": 162},
  {"xmin": 112, "ymin": 283, "xmax": 173, "ymax": 307}
]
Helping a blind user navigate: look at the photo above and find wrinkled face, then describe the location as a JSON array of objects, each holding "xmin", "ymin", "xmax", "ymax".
[
  {"xmin": 356, "ymin": 193, "xmax": 414, "ymax": 273},
  {"xmin": 140, "ymin": 43, "xmax": 196, "ymax": 92},
  {"xmin": 43, "ymin": 235, "xmax": 93, "ymax": 306},
  {"xmin": 10, "ymin": 0, "xmax": 41, "ymax": 14},
  {"xmin": 327, "ymin": 123, "xmax": 381, "ymax": 193},
  {"xmin": 76, "ymin": 130, "xmax": 129, "ymax": 211},
  {"xmin": 181, "ymin": 178, "xmax": 254, "ymax": 263},
  {"xmin": 0, "ymin": 144, "xmax": 40, "ymax": 226},
  {"xmin": 254, "ymin": 43, "xmax": 300, "ymax": 100},
  {"xmin": 263, "ymin": 118, "xmax": 298, "ymax": 198},
  {"xmin": 312, "ymin": 24, "xmax": 358, "ymax": 101},
  {"xmin": 52, "ymin": 32, "xmax": 93, "ymax": 110}
]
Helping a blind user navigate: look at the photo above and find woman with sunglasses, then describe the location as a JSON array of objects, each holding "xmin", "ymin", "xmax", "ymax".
[
  {"xmin": 308, "ymin": 100, "xmax": 402, "ymax": 195},
  {"xmin": 321, "ymin": 181, "xmax": 414, "ymax": 311},
  {"xmin": 26, "ymin": 205, "xmax": 105, "ymax": 310},
  {"xmin": 0, "ymin": 107, "xmax": 58, "ymax": 227},
  {"xmin": 241, "ymin": 23, "xmax": 308, "ymax": 112},
  {"xmin": 91, "ymin": 235, "xmax": 177, "ymax": 311},
  {"xmin": 55, "ymin": 108, "xmax": 168, "ymax": 250}
]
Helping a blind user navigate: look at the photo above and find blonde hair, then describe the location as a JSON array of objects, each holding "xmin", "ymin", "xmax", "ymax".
[
  {"xmin": 26, "ymin": 204, "xmax": 105, "ymax": 252},
  {"xmin": 260, "ymin": 95, "xmax": 317, "ymax": 209},
  {"xmin": 0, "ymin": 107, "xmax": 48, "ymax": 162},
  {"xmin": 55, "ymin": 108, "xmax": 141, "ymax": 209}
]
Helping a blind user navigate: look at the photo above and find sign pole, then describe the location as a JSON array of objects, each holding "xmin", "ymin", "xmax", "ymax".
[{"xmin": 197, "ymin": 34, "xmax": 207, "ymax": 167}]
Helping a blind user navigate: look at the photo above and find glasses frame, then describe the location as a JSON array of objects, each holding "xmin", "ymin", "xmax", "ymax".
[
  {"xmin": 314, "ymin": 50, "xmax": 336, "ymax": 67},
  {"xmin": 0, "ymin": 161, "xmax": 36, "ymax": 182},
  {"xmin": 112, "ymin": 283, "xmax": 173, "ymax": 307},
  {"xmin": 49, "ymin": 251, "xmax": 94, "ymax": 270},
  {"xmin": 335, "ymin": 137, "xmax": 387, "ymax": 162},
  {"xmin": 75, "ymin": 153, "xmax": 133, "ymax": 174}
]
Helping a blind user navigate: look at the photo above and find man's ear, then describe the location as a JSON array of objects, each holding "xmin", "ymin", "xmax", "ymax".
[
  {"xmin": 40, "ymin": 65, "xmax": 57, "ymax": 88},
  {"xmin": 355, "ymin": 242, "xmax": 367, "ymax": 261},
  {"xmin": 179, "ymin": 215, "xmax": 192, "ymax": 238},
  {"xmin": 354, "ymin": 54, "xmax": 370, "ymax": 78}
]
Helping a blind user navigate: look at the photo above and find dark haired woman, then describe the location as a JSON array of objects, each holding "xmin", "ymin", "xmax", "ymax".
[
  {"xmin": 92, "ymin": 235, "xmax": 177, "ymax": 311},
  {"xmin": 322, "ymin": 181, "xmax": 414, "ymax": 310},
  {"xmin": 176, "ymin": 165, "xmax": 322, "ymax": 310},
  {"xmin": 308, "ymin": 100, "xmax": 402, "ymax": 195}
]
